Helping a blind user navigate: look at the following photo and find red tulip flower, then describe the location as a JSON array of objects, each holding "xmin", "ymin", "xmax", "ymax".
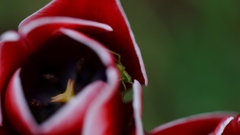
[
  {"xmin": 0, "ymin": 0, "xmax": 147, "ymax": 134},
  {"xmin": 20, "ymin": 0, "xmax": 148, "ymax": 85}
]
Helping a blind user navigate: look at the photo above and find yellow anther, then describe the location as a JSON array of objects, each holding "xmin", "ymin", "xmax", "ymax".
[{"xmin": 51, "ymin": 79, "xmax": 75, "ymax": 103}]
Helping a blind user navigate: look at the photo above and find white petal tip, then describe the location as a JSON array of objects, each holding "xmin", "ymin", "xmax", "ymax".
[{"xmin": 0, "ymin": 31, "xmax": 20, "ymax": 41}]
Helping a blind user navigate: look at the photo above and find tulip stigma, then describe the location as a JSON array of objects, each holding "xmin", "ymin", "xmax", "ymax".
[
  {"xmin": 51, "ymin": 79, "xmax": 75, "ymax": 103},
  {"xmin": 109, "ymin": 50, "xmax": 132, "ymax": 96}
]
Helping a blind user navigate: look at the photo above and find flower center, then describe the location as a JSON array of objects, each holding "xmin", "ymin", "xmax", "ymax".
[{"xmin": 20, "ymin": 36, "xmax": 106, "ymax": 124}]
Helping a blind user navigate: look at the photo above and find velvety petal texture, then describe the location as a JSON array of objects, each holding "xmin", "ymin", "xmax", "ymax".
[
  {"xmin": 19, "ymin": 0, "xmax": 148, "ymax": 85},
  {"xmin": 149, "ymin": 112, "xmax": 236, "ymax": 135}
]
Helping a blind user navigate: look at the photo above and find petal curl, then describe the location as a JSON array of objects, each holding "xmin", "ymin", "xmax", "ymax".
[
  {"xmin": 19, "ymin": 16, "xmax": 113, "ymax": 54},
  {"xmin": 213, "ymin": 115, "xmax": 240, "ymax": 135},
  {"xmin": 0, "ymin": 31, "xmax": 28, "ymax": 125},
  {"xmin": 82, "ymin": 80, "xmax": 143, "ymax": 135},
  {"xmin": 149, "ymin": 112, "xmax": 236, "ymax": 135},
  {"xmin": 81, "ymin": 68, "xmax": 120, "ymax": 135},
  {"xmin": 20, "ymin": 16, "xmax": 112, "ymax": 35},
  {"xmin": 19, "ymin": 0, "xmax": 148, "ymax": 85},
  {"xmin": 5, "ymin": 69, "xmax": 39, "ymax": 134}
]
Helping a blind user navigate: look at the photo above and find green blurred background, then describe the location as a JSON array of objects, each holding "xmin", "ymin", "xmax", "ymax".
[{"xmin": 1, "ymin": 0, "xmax": 240, "ymax": 132}]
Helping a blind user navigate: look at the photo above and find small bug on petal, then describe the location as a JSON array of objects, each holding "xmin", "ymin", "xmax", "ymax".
[{"xmin": 109, "ymin": 50, "xmax": 132, "ymax": 96}]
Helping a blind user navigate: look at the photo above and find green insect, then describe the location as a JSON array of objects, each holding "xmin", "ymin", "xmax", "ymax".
[{"xmin": 109, "ymin": 50, "xmax": 132, "ymax": 96}]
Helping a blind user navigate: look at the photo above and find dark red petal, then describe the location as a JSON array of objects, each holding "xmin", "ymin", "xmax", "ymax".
[
  {"xmin": 81, "ymin": 75, "xmax": 122, "ymax": 135},
  {"xmin": 19, "ymin": 0, "xmax": 148, "ymax": 85},
  {"xmin": 82, "ymin": 81, "xmax": 143, "ymax": 135},
  {"xmin": 0, "ymin": 31, "xmax": 28, "ymax": 92},
  {"xmin": 0, "ymin": 31, "xmax": 28, "ymax": 125},
  {"xmin": 19, "ymin": 17, "xmax": 113, "ymax": 54},
  {"xmin": 149, "ymin": 112, "xmax": 236, "ymax": 135},
  {"xmin": 213, "ymin": 115, "xmax": 240, "ymax": 135},
  {"xmin": 5, "ymin": 69, "xmax": 39, "ymax": 134}
]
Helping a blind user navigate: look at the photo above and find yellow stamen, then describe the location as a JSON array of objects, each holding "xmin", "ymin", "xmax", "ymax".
[{"xmin": 51, "ymin": 79, "xmax": 75, "ymax": 103}]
